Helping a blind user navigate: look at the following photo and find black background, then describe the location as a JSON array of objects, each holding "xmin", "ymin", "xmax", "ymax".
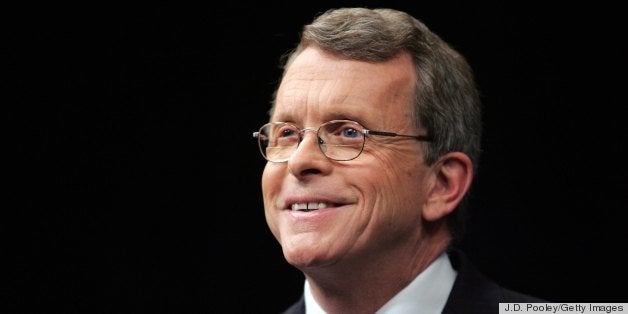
[{"xmin": 6, "ymin": 1, "xmax": 627, "ymax": 313}]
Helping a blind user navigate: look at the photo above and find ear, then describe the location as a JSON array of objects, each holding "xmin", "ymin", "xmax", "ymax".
[{"xmin": 422, "ymin": 152, "xmax": 474, "ymax": 222}]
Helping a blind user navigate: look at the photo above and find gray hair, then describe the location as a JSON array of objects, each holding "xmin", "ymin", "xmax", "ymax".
[{"xmin": 272, "ymin": 7, "xmax": 482, "ymax": 242}]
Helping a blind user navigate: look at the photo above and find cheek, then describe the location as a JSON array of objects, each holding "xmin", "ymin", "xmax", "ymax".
[
  {"xmin": 352, "ymin": 155, "xmax": 405, "ymax": 211},
  {"xmin": 369, "ymin": 153, "xmax": 427, "ymax": 210},
  {"xmin": 369, "ymin": 150, "xmax": 419, "ymax": 186},
  {"xmin": 261, "ymin": 165, "xmax": 283, "ymax": 237},
  {"xmin": 261, "ymin": 165, "xmax": 281, "ymax": 207}
]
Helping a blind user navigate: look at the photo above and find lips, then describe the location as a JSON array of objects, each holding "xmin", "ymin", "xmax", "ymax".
[{"xmin": 291, "ymin": 202, "xmax": 331, "ymax": 211}]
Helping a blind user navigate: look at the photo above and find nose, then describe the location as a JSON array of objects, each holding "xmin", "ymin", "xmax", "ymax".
[
  {"xmin": 295, "ymin": 128, "xmax": 322, "ymax": 155},
  {"xmin": 288, "ymin": 127, "xmax": 330, "ymax": 176},
  {"xmin": 297, "ymin": 128, "xmax": 318, "ymax": 145}
]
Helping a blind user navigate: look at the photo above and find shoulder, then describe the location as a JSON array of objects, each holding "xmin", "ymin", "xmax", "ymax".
[{"xmin": 443, "ymin": 248, "xmax": 547, "ymax": 314}]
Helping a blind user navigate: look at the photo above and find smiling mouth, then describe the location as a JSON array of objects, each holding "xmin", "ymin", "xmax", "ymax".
[{"xmin": 291, "ymin": 202, "xmax": 331, "ymax": 212}]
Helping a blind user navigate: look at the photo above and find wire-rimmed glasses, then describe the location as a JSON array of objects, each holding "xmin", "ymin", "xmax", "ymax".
[{"xmin": 252, "ymin": 119, "xmax": 431, "ymax": 162}]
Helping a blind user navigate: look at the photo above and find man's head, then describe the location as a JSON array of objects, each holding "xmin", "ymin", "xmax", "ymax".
[{"xmin": 259, "ymin": 7, "xmax": 480, "ymax": 273}]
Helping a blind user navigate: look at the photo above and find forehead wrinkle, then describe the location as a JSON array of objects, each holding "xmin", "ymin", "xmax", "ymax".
[
  {"xmin": 274, "ymin": 78, "xmax": 321, "ymax": 124},
  {"xmin": 274, "ymin": 49, "xmax": 416, "ymax": 127}
]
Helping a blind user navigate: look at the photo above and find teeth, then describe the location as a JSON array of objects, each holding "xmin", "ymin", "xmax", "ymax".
[
  {"xmin": 292, "ymin": 203, "xmax": 308, "ymax": 211},
  {"xmin": 291, "ymin": 202, "xmax": 329, "ymax": 211}
]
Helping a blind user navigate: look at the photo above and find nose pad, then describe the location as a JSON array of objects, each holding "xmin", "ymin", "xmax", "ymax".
[
  {"xmin": 293, "ymin": 128, "xmax": 324, "ymax": 157},
  {"xmin": 296, "ymin": 128, "xmax": 319, "ymax": 148}
]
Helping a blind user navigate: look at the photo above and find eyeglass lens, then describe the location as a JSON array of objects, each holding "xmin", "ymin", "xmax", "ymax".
[{"xmin": 258, "ymin": 120, "xmax": 366, "ymax": 162}]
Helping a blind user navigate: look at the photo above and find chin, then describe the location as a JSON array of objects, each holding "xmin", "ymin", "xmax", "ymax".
[{"xmin": 282, "ymin": 246, "xmax": 331, "ymax": 269}]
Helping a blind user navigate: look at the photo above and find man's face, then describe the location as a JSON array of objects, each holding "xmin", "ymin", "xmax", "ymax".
[{"xmin": 261, "ymin": 47, "xmax": 432, "ymax": 270}]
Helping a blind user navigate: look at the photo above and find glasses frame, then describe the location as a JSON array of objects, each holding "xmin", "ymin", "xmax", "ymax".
[{"xmin": 252, "ymin": 119, "xmax": 432, "ymax": 163}]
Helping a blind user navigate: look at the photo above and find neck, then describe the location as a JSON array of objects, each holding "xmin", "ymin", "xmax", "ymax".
[{"xmin": 302, "ymin": 222, "xmax": 451, "ymax": 314}]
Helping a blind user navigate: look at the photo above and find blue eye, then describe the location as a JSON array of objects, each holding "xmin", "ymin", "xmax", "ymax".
[{"xmin": 342, "ymin": 128, "xmax": 360, "ymax": 138}]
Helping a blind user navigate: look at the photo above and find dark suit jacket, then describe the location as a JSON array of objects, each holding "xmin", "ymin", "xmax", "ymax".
[{"xmin": 281, "ymin": 248, "xmax": 546, "ymax": 314}]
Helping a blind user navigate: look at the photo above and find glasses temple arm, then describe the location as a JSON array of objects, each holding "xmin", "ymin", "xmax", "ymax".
[{"xmin": 365, "ymin": 129, "xmax": 432, "ymax": 142}]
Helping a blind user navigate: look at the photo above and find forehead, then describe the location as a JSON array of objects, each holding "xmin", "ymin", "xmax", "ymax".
[{"xmin": 272, "ymin": 47, "xmax": 416, "ymax": 124}]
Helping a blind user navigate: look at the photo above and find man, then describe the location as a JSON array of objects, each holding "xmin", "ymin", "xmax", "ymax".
[{"xmin": 253, "ymin": 7, "xmax": 545, "ymax": 313}]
